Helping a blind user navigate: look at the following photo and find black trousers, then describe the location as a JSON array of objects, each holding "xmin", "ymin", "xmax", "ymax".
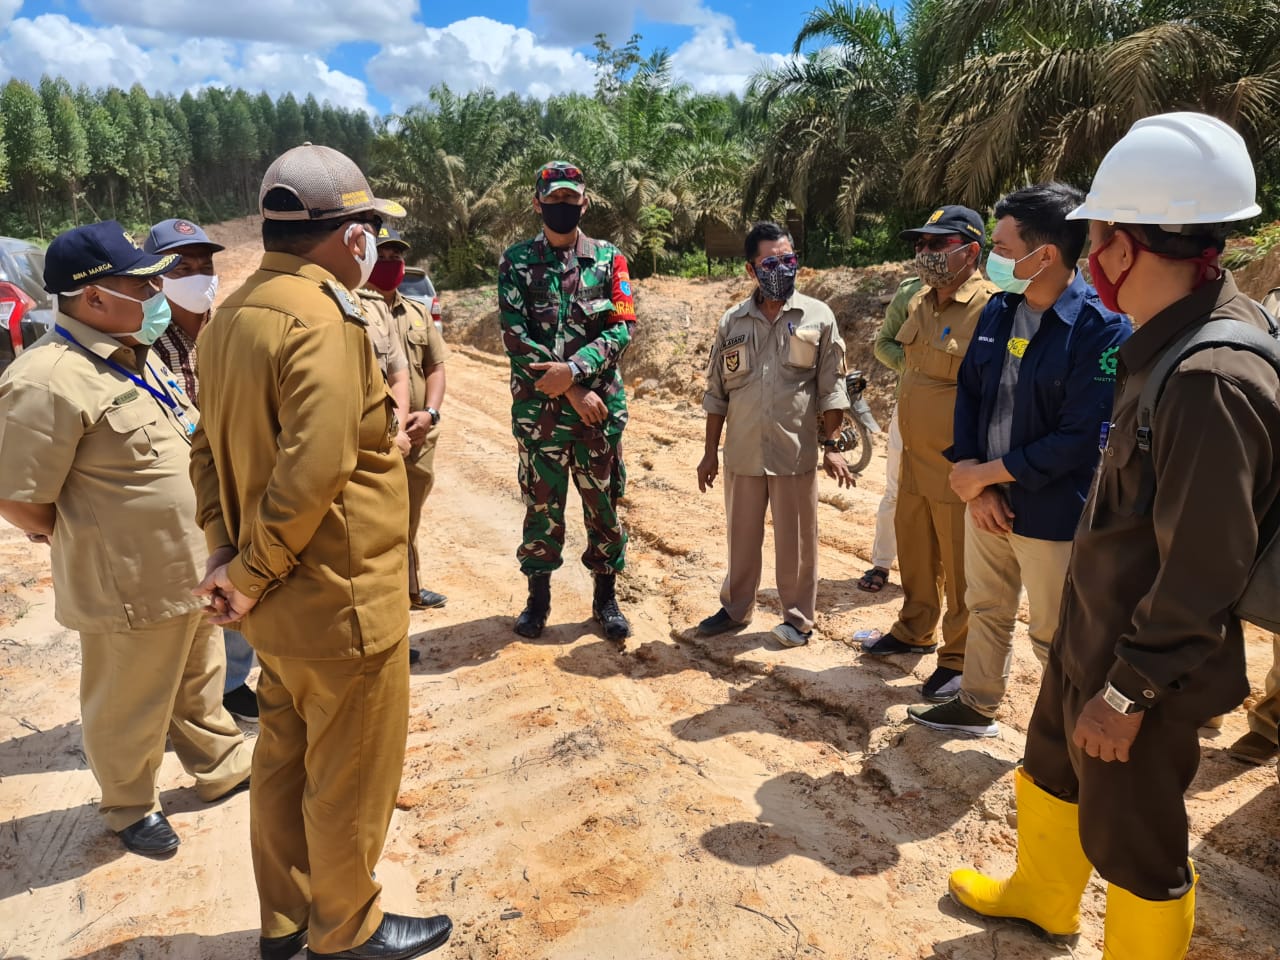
[{"xmin": 1024, "ymin": 648, "xmax": 1199, "ymax": 901}]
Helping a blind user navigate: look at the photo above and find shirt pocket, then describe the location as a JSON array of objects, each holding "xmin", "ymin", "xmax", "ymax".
[
  {"xmin": 784, "ymin": 324, "xmax": 821, "ymax": 371},
  {"xmin": 1091, "ymin": 423, "xmax": 1143, "ymax": 526},
  {"xmin": 721, "ymin": 341, "xmax": 752, "ymax": 389},
  {"xmin": 569, "ymin": 297, "xmax": 615, "ymax": 338},
  {"xmin": 103, "ymin": 400, "xmax": 161, "ymax": 462}
]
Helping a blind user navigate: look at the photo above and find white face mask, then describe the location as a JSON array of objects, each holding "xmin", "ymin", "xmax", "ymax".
[
  {"xmin": 163, "ymin": 273, "xmax": 219, "ymax": 314},
  {"xmin": 346, "ymin": 224, "xmax": 377, "ymax": 288}
]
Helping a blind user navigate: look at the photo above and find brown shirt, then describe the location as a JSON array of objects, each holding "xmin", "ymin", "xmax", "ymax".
[
  {"xmin": 703, "ymin": 292, "xmax": 848, "ymax": 477},
  {"xmin": 0, "ymin": 313, "xmax": 205, "ymax": 631},
  {"xmin": 1059, "ymin": 272, "xmax": 1280, "ymax": 717},
  {"xmin": 896, "ymin": 272, "xmax": 999, "ymax": 501},
  {"xmin": 189, "ymin": 253, "xmax": 409, "ymax": 659},
  {"xmin": 152, "ymin": 321, "xmax": 200, "ymax": 405}
]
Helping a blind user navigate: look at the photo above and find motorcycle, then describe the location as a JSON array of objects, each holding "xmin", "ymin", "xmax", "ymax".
[{"xmin": 835, "ymin": 370, "xmax": 880, "ymax": 474}]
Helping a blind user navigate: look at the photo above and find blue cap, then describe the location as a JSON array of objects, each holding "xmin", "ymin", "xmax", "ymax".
[
  {"xmin": 143, "ymin": 218, "xmax": 225, "ymax": 255},
  {"xmin": 44, "ymin": 220, "xmax": 179, "ymax": 295},
  {"xmin": 375, "ymin": 224, "xmax": 410, "ymax": 249}
]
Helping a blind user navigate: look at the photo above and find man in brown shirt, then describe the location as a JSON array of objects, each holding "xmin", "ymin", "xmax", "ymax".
[
  {"xmin": 189, "ymin": 146, "xmax": 452, "ymax": 960},
  {"xmin": 949, "ymin": 114, "xmax": 1280, "ymax": 958},
  {"xmin": 0, "ymin": 221, "xmax": 251, "ymax": 857},
  {"xmin": 860, "ymin": 207, "xmax": 998, "ymax": 701}
]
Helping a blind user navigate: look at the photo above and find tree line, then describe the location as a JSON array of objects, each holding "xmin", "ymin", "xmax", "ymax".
[
  {"xmin": 3, "ymin": 0, "xmax": 1279, "ymax": 287},
  {"xmin": 0, "ymin": 78, "xmax": 373, "ymax": 240}
]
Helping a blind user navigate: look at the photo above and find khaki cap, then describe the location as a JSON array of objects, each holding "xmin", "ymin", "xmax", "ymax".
[{"xmin": 260, "ymin": 143, "xmax": 406, "ymax": 222}]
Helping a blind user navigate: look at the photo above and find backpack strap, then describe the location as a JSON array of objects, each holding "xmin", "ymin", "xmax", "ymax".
[{"xmin": 1133, "ymin": 306, "xmax": 1280, "ymax": 516}]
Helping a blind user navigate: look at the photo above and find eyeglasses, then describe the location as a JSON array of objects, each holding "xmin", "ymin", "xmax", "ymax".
[
  {"xmin": 914, "ymin": 236, "xmax": 965, "ymax": 252},
  {"xmin": 757, "ymin": 253, "xmax": 799, "ymax": 270}
]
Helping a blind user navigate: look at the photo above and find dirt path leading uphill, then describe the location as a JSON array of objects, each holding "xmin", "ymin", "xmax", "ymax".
[{"xmin": 0, "ymin": 225, "xmax": 1277, "ymax": 960}]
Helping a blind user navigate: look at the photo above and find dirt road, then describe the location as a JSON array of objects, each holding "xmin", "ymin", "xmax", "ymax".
[{"xmin": 0, "ymin": 226, "xmax": 1277, "ymax": 959}]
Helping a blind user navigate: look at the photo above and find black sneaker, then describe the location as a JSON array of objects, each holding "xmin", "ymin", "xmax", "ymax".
[
  {"xmin": 696, "ymin": 608, "xmax": 749, "ymax": 636},
  {"xmin": 411, "ymin": 589, "xmax": 448, "ymax": 609},
  {"xmin": 922, "ymin": 666, "xmax": 963, "ymax": 702},
  {"xmin": 907, "ymin": 699, "xmax": 999, "ymax": 737},
  {"xmin": 859, "ymin": 631, "xmax": 938, "ymax": 656},
  {"xmin": 223, "ymin": 684, "xmax": 260, "ymax": 724}
]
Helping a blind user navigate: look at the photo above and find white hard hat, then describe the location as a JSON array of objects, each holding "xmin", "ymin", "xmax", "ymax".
[{"xmin": 1066, "ymin": 112, "xmax": 1261, "ymax": 227}]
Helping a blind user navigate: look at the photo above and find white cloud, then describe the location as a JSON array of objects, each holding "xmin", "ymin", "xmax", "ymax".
[
  {"xmin": 0, "ymin": 14, "xmax": 373, "ymax": 112},
  {"xmin": 78, "ymin": 0, "xmax": 419, "ymax": 47},
  {"xmin": 368, "ymin": 16, "xmax": 596, "ymax": 112},
  {"xmin": 0, "ymin": 0, "xmax": 20, "ymax": 30},
  {"xmin": 528, "ymin": 0, "xmax": 712, "ymax": 47},
  {"xmin": 669, "ymin": 13, "xmax": 790, "ymax": 94}
]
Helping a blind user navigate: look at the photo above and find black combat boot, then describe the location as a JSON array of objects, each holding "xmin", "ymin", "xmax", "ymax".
[
  {"xmin": 592, "ymin": 574, "xmax": 631, "ymax": 642},
  {"xmin": 514, "ymin": 573, "xmax": 551, "ymax": 638}
]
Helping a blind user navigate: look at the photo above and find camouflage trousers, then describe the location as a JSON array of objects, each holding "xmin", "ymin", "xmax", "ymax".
[{"xmin": 516, "ymin": 434, "xmax": 627, "ymax": 575}]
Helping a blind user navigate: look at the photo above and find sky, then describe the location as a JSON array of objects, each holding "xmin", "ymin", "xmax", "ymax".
[{"xmin": 0, "ymin": 0, "xmax": 838, "ymax": 114}]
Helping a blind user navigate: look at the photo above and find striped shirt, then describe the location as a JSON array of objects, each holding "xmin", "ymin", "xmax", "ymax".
[{"xmin": 152, "ymin": 322, "xmax": 200, "ymax": 407}]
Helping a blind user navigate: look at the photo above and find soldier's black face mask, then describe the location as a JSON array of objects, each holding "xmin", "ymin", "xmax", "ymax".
[{"xmin": 540, "ymin": 201, "xmax": 583, "ymax": 234}]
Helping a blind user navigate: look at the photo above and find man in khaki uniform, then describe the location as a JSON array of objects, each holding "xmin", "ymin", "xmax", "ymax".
[
  {"xmin": 189, "ymin": 146, "xmax": 452, "ymax": 960},
  {"xmin": 697, "ymin": 222, "xmax": 853, "ymax": 648},
  {"xmin": 861, "ymin": 206, "xmax": 998, "ymax": 700},
  {"xmin": 358, "ymin": 226, "xmax": 449, "ymax": 611},
  {"xmin": 0, "ymin": 221, "xmax": 251, "ymax": 857}
]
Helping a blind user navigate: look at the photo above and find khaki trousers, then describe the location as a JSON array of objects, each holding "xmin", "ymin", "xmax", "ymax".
[
  {"xmin": 1247, "ymin": 632, "xmax": 1280, "ymax": 744},
  {"xmin": 720, "ymin": 470, "xmax": 818, "ymax": 632},
  {"xmin": 252, "ymin": 638, "xmax": 410, "ymax": 954},
  {"xmin": 406, "ymin": 440, "xmax": 437, "ymax": 595},
  {"xmin": 79, "ymin": 610, "xmax": 252, "ymax": 831},
  {"xmin": 889, "ymin": 488, "xmax": 968, "ymax": 669},
  {"xmin": 870, "ymin": 407, "xmax": 902, "ymax": 571},
  {"xmin": 957, "ymin": 510, "xmax": 1073, "ymax": 717}
]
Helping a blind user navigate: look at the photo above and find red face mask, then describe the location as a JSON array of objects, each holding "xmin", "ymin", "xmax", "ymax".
[
  {"xmin": 369, "ymin": 259, "xmax": 405, "ymax": 291},
  {"xmin": 1089, "ymin": 229, "xmax": 1221, "ymax": 314}
]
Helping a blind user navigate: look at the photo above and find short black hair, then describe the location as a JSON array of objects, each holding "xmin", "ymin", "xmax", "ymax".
[
  {"xmin": 1119, "ymin": 222, "xmax": 1231, "ymax": 257},
  {"xmin": 994, "ymin": 182, "xmax": 1088, "ymax": 264},
  {"xmin": 261, "ymin": 188, "xmax": 350, "ymax": 255},
  {"xmin": 745, "ymin": 222, "xmax": 793, "ymax": 262}
]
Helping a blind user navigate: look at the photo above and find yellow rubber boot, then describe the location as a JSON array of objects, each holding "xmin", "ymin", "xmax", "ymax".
[
  {"xmin": 948, "ymin": 768, "xmax": 1093, "ymax": 943},
  {"xmin": 1102, "ymin": 867, "xmax": 1197, "ymax": 959}
]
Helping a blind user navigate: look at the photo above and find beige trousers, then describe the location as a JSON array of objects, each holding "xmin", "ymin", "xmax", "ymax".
[
  {"xmin": 871, "ymin": 407, "xmax": 902, "ymax": 571},
  {"xmin": 720, "ymin": 470, "xmax": 818, "ymax": 632},
  {"xmin": 406, "ymin": 439, "xmax": 437, "ymax": 595},
  {"xmin": 79, "ymin": 610, "xmax": 252, "ymax": 831},
  {"xmin": 251, "ymin": 638, "xmax": 410, "ymax": 954},
  {"xmin": 1247, "ymin": 632, "xmax": 1280, "ymax": 744},
  {"xmin": 957, "ymin": 509, "xmax": 1073, "ymax": 717}
]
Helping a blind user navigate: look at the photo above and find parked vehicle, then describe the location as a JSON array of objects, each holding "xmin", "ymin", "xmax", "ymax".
[
  {"xmin": 0, "ymin": 238, "xmax": 53, "ymax": 376},
  {"xmin": 401, "ymin": 266, "xmax": 443, "ymax": 331}
]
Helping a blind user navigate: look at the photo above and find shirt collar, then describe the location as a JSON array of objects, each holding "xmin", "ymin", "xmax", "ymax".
[
  {"xmin": 534, "ymin": 230, "xmax": 597, "ymax": 263},
  {"xmin": 1119, "ymin": 272, "xmax": 1241, "ymax": 372},
  {"xmin": 259, "ymin": 252, "xmax": 340, "ymax": 285},
  {"xmin": 1004, "ymin": 271, "xmax": 1090, "ymax": 327},
  {"xmin": 55, "ymin": 311, "xmax": 138, "ymax": 367},
  {"xmin": 734, "ymin": 290, "xmax": 798, "ymax": 322}
]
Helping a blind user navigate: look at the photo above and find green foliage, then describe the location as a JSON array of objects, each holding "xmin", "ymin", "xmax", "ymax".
[{"xmin": 655, "ymin": 250, "xmax": 741, "ymax": 279}]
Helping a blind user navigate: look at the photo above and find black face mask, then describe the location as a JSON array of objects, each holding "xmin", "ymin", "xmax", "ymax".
[{"xmin": 540, "ymin": 201, "xmax": 583, "ymax": 234}]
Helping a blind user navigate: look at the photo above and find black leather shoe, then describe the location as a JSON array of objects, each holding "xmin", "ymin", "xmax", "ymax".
[
  {"xmin": 306, "ymin": 913, "xmax": 452, "ymax": 959},
  {"xmin": 262, "ymin": 929, "xmax": 307, "ymax": 960},
  {"xmin": 410, "ymin": 589, "xmax": 447, "ymax": 610},
  {"xmin": 696, "ymin": 608, "xmax": 748, "ymax": 636},
  {"xmin": 116, "ymin": 811, "xmax": 180, "ymax": 856},
  {"xmin": 408, "ymin": 647, "xmax": 421, "ymax": 665}
]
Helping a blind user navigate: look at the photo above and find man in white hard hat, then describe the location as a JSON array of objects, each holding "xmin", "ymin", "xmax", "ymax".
[{"xmin": 946, "ymin": 113, "xmax": 1280, "ymax": 959}]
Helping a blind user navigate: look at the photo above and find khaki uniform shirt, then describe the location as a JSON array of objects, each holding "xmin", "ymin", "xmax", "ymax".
[
  {"xmin": 1059, "ymin": 273, "xmax": 1280, "ymax": 719},
  {"xmin": 896, "ymin": 273, "xmax": 999, "ymax": 501},
  {"xmin": 190, "ymin": 253, "xmax": 409, "ymax": 659},
  {"xmin": 0, "ymin": 313, "xmax": 205, "ymax": 631},
  {"xmin": 360, "ymin": 292, "xmax": 408, "ymax": 379},
  {"xmin": 703, "ymin": 292, "xmax": 848, "ymax": 477}
]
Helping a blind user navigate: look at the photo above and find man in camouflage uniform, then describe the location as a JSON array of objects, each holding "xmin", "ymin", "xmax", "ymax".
[{"xmin": 497, "ymin": 161, "xmax": 635, "ymax": 642}]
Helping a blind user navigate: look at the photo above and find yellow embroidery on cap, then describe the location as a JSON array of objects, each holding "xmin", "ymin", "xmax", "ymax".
[
  {"xmin": 927, "ymin": 209, "xmax": 944, "ymax": 223},
  {"xmin": 341, "ymin": 189, "xmax": 370, "ymax": 207}
]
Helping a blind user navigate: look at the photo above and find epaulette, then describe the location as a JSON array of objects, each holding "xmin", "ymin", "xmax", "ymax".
[
  {"xmin": 323, "ymin": 280, "xmax": 368, "ymax": 326},
  {"xmin": 355, "ymin": 288, "xmax": 382, "ymax": 300}
]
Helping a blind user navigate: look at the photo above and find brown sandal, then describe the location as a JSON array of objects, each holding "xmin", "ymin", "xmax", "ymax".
[{"xmin": 857, "ymin": 567, "xmax": 890, "ymax": 593}]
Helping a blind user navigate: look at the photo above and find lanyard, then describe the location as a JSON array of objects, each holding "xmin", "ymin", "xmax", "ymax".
[{"xmin": 54, "ymin": 324, "xmax": 196, "ymax": 437}]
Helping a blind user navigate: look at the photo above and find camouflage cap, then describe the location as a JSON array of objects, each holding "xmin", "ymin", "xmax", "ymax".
[
  {"xmin": 534, "ymin": 161, "xmax": 586, "ymax": 198},
  {"xmin": 260, "ymin": 143, "xmax": 406, "ymax": 222}
]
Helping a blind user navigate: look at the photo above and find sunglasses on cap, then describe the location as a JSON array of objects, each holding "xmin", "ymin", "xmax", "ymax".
[
  {"xmin": 757, "ymin": 253, "xmax": 799, "ymax": 270},
  {"xmin": 913, "ymin": 236, "xmax": 966, "ymax": 252},
  {"xmin": 540, "ymin": 165, "xmax": 584, "ymax": 182}
]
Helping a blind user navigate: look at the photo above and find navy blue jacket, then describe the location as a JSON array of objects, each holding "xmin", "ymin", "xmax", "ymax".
[{"xmin": 949, "ymin": 272, "xmax": 1131, "ymax": 541}]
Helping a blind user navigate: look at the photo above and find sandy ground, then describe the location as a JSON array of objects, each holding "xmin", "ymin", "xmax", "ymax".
[{"xmin": 0, "ymin": 222, "xmax": 1278, "ymax": 960}]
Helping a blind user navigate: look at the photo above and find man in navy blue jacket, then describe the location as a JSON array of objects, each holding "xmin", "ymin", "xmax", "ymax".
[{"xmin": 909, "ymin": 183, "xmax": 1130, "ymax": 735}]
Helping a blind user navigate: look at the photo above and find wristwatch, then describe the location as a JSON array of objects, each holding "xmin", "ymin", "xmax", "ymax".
[
  {"xmin": 426, "ymin": 407, "xmax": 441, "ymax": 426},
  {"xmin": 821, "ymin": 438, "xmax": 840, "ymax": 450},
  {"xmin": 566, "ymin": 359, "xmax": 583, "ymax": 381},
  {"xmin": 1102, "ymin": 682, "xmax": 1142, "ymax": 714}
]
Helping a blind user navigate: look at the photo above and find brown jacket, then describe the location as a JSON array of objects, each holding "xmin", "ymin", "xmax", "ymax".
[
  {"xmin": 189, "ymin": 253, "xmax": 409, "ymax": 659},
  {"xmin": 1059, "ymin": 272, "xmax": 1280, "ymax": 717}
]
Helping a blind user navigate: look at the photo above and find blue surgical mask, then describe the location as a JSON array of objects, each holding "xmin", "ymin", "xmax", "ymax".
[
  {"xmin": 986, "ymin": 246, "xmax": 1047, "ymax": 295},
  {"xmin": 95, "ymin": 283, "xmax": 173, "ymax": 344}
]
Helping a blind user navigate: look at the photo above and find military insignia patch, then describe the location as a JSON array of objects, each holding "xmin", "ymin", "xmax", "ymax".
[
  {"xmin": 723, "ymin": 334, "xmax": 746, "ymax": 348},
  {"xmin": 610, "ymin": 253, "xmax": 636, "ymax": 321},
  {"xmin": 323, "ymin": 280, "xmax": 368, "ymax": 325},
  {"xmin": 725, "ymin": 348, "xmax": 740, "ymax": 373},
  {"xmin": 927, "ymin": 208, "xmax": 945, "ymax": 224}
]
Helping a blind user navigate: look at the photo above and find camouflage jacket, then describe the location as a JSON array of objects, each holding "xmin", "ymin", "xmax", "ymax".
[{"xmin": 498, "ymin": 230, "xmax": 636, "ymax": 444}]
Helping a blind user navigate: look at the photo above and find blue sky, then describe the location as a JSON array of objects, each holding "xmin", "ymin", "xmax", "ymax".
[{"xmin": 0, "ymin": 0, "xmax": 855, "ymax": 113}]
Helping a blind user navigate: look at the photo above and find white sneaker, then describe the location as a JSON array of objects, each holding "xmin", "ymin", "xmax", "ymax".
[{"xmin": 772, "ymin": 622, "xmax": 812, "ymax": 647}]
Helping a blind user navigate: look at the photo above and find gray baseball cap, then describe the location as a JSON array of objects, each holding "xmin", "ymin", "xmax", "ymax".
[
  {"xmin": 260, "ymin": 143, "xmax": 406, "ymax": 222},
  {"xmin": 144, "ymin": 218, "xmax": 225, "ymax": 254}
]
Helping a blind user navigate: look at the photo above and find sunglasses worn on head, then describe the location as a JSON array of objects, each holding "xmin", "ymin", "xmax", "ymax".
[
  {"xmin": 541, "ymin": 165, "xmax": 583, "ymax": 182},
  {"xmin": 758, "ymin": 253, "xmax": 799, "ymax": 270},
  {"xmin": 914, "ymin": 236, "xmax": 965, "ymax": 252}
]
